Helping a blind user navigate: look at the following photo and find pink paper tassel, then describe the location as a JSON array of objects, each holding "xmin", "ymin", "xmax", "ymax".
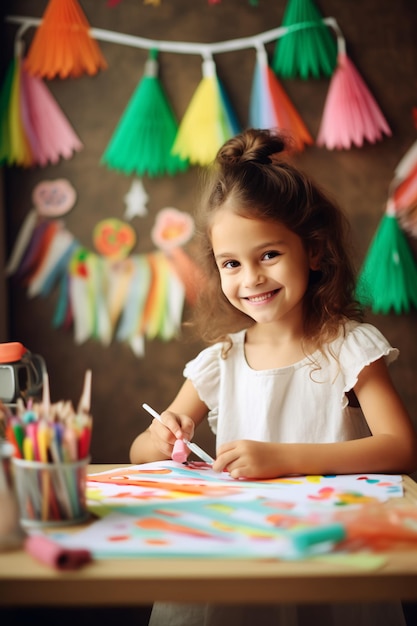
[
  {"xmin": 317, "ymin": 53, "xmax": 391, "ymax": 150},
  {"xmin": 21, "ymin": 67, "xmax": 83, "ymax": 166}
]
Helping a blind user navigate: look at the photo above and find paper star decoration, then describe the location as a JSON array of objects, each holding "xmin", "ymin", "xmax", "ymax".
[{"xmin": 123, "ymin": 179, "xmax": 149, "ymax": 220}]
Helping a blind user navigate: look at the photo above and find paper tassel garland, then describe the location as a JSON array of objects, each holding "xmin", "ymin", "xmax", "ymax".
[
  {"xmin": 0, "ymin": 52, "xmax": 83, "ymax": 168},
  {"xmin": 5, "ymin": 12, "xmax": 393, "ymax": 158},
  {"xmin": 317, "ymin": 52, "xmax": 391, "ymax": 150},
  {"xmin": 25, "ymin": 0, "xmax": 107, "ymax": 79},
  {"xmin": 356, "ymin": 202, "xmax": 417, "ymax": 314},
  {"xmin": 249, "ymin": 47, "xmax": 313, "ymax": 151},
  {"xmin": 101, "ymin": 50, "xmax": 188, "ymax": 177},
  {"xmin": 171, "ymin": 58, "xmax": 240, "ymax": 166},
  {"xmin": 272, "ymin": 0, "xmax": 337, "ymax": 79}
]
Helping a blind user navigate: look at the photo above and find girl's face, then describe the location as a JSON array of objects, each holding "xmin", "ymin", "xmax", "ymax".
[{"xmin": 211, "ymin": 208, "xmax": 316, "ymax": 327}]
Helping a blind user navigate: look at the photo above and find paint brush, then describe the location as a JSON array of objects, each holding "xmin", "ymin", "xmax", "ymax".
[{"xmin": 142, "ymin": 403, "xmax": 215, "ymax": 464}]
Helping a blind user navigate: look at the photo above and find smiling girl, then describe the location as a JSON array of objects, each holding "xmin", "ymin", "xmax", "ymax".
[{"xmin": 130, "ymin": 128, "xmax": 417, "ymax": 626}]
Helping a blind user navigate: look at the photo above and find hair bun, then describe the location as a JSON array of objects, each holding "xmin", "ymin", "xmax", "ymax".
[{"xmin": 216, "ymin": 128, "xmax": 287, "ymax": 167}]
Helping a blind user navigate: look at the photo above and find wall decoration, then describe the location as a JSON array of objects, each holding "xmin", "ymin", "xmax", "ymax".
[
  {"xmin": 171, "ymin": 57, "xmax": 240, "ymax": 166},
  {"xmin": 24, "ymin": 0, "xmax": 108, "ymax": 79},
  {"xmin": 123, "ymin": 178, "xmax": 149, "ymax": 220},
  {"xmin": 5, "ymin": 6, "xmax": 392, "ymax": 170},
  {"xmin": 6, "ymin": 183, "xmax": 201, "ymax": 356},
  {"xmin": 5, "ymin": 179, "xmax": 77, "ymax": 278},
  {"xmin": 272, "ymin": 0, "xmax": 337, "ymax": 79},
  {"xmin": 0, "ymin": 43, "xmax": 83, "ymax": 168},
  {"xmin": 101, "ymin": 49, "xmax": 189, "ymax": 177},
  {"xmin": 249, "ymin": 45, "xmax": 313, "ymax": 151},
  {"xmin": 32, "ymin": 179, "xmax": 78, "ymax": 218},
  {"xmin": 391, "ymin": 139, "xmax": 417, "ymax": 238},
  {"xmin": 357, "ymin": 134, "xmax": 417, "ymax": 314},
  {"xmin": 317, "ymin": 45, "xmax": 391, "ymax": 150},
  {"xmin": 92, "ymin": 218, "xmax": 137, "ymax": 261},
  {"xmin": 356, "ymin": 200, "xmax": 417, "ymax": 314}
]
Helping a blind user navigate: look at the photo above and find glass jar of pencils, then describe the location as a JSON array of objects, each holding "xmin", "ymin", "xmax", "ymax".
[{"xmin": 12, "ymin": 456, "xmax": 90, "ymax": 528}]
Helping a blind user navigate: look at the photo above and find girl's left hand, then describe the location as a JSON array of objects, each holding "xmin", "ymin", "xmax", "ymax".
[{"xmin": 213, "ymin": 440, "xmax": 283, "ymax": 479}]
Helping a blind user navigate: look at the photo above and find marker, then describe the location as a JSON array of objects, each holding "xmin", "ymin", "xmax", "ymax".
[
  {"xmin": 290, "ymin": 523, "xmax": 347, "ymax": 554},
  {"xmin": 142, "ymin": 403, "xmax": 215, "ymax": 465}
]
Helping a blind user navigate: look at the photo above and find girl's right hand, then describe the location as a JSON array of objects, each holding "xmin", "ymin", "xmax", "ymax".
[{"xmin": 148, "ymin": 410, "xmax": 195, "ymax": 458}]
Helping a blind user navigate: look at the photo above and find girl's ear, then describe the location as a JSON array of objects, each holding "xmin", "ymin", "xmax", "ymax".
[{"xmin": 308, "ymin": 246, "xmax": 322, "ymax": 271}]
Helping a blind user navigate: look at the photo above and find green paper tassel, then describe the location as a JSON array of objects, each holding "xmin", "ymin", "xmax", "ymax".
[
  {"xmin": 0, "ymin": 60, "xmax": 15, "ymax": 165},
  {"xmin": 101, "ymin": 49, "xmax": 188, "ymax": 177},
  {"xmin": 272, "ymin": 0, "xmax": 337, "ymax": 79},
  {"xmin": 356, "ymin": 212, "xmax": 417, "ymax": 314}
]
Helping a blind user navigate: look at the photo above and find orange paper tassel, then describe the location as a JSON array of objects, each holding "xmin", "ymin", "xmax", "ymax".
[{"xmin": 25, "ymin": 0, "xmax": 108, "ymax": 79}]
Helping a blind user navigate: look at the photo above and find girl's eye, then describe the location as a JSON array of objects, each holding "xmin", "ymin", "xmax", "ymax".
[
  {"xmin": 263, "ymin": 250, "xmax": 280, "ymax": 261},
  {"xmin": 223, "ymin": 260, "xmax": 240, "ymax": 269}
]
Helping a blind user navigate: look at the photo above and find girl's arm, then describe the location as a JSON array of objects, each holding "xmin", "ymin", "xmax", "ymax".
[
  {"xmin": 214, "ymin": 358, "xmax": 417, "ymax": 479},
  {"xmin": 129, "ymin": 379, "xmax": 208, "ymax": 464}
]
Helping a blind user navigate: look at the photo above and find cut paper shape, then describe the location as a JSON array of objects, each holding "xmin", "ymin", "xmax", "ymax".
[
  {"xmin": 272, "ymin": 0, "xmax": 337, "ymax": 79},
  {"xmin": 151, "ymin": 208, "xmax": 195, "ymax": 250},
  {"xmin": 33, "ymin": 179, "xmax": 77, "ymax": 217},
  {"xmin": 93, "ymin": 219, "xmax": 136, "ymax": 260},
  {"xmin": 317, "ymin": 52, "xmax": 391, "ymax": 150},
  {"xmin": 123, "ymin": 179, "xmax": 149, "ymax": 220},
  {"xmin": 171, "ymin": 57, "xmax": 240, "ymax": 166},
  {"xmin": 25, "ymin": 0, "xmax": 108, "ymax": 79},
  {"xmin": 0, "ymin": 52, "xmax": 83, "ymax": 168},
  {"xmin": 356, "ymin": 201, "xmax": 417, "ymax": 314},
  {"xmin": 101, "ymin": 49, "xmax": 188, "ymax": 177},
  {"xmin": 249, "ymin": 47, "xmax": 313, "ymax": 152}
]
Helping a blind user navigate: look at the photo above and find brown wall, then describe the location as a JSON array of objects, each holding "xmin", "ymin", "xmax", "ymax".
[{"xmin": 2, "ymin": 0, "xmax": 417, "ymax": 470}]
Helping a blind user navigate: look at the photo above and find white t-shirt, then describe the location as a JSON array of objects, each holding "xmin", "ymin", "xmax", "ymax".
[{"xmin": 184, "ymin": 321, "xmax": 398, "ymax": 448}]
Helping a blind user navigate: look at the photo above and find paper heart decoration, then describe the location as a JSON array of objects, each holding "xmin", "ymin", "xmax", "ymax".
[{"xmin": 32, "ymin": 179, "xmax": 77, "ymax": 217}]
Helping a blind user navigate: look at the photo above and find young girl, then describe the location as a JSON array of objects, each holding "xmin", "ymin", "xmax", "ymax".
[{"xmin": 130, "ymin": 128, "xmax": 417, "ymax": 626}]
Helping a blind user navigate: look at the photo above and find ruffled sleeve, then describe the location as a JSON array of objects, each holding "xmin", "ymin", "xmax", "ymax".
[
  {"xmin": 338, "ymin": 321, "xmax": 399, "ymax": 395},
  {"xmin": 183, "ymin": 342, "xmax": 223, "ymax": 410}
]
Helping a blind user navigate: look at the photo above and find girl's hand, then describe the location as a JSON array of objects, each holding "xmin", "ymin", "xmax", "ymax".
[
  {"xmin": 214, "ymin": 440, "xmax": 284, "ymax": 479},
  {"xmin": 148, "ymin": 410, "xmax": 195, "ymax": 459}
]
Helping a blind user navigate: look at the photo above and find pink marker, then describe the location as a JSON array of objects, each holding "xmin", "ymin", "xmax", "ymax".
[{"xmin": 172, "ymin": 439, "xmax": 189, "ymax": 463}]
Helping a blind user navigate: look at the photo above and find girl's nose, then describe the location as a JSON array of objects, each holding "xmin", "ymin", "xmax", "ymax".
[{"xmin": 243, "ymin": 265, "xmax": 264, "ymax": 288}]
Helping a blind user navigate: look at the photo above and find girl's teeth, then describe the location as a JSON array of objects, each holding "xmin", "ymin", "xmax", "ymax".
[{"xmin": 248, "ymin": 292, "xmax": 273, "ymax": 302}]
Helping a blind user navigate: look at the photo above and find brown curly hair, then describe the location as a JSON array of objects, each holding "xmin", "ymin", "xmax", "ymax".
[{"xmin": 191, "ymin": 128, "xmax": 363, "ymax": 353}]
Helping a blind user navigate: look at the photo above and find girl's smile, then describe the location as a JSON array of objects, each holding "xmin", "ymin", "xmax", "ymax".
[
  {"xmin": 244, "ymin": 288, "xmax": 280, "ymax": 304},
  {"xmin": 211, "ymin": 207, "xmax": 315, "ymax": 327}
]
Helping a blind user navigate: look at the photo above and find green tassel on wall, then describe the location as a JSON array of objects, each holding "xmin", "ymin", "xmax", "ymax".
[
  {"xmin": 272, "ymin": 0, "xmax": 337, "ymax": 79},
  {"xmin": 356, "ymin": 209, "xmax": 417, "ymax": 314},
  {"xmin": 101, "ymin": 49, "xmax": 188, "ymax": 178}
]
